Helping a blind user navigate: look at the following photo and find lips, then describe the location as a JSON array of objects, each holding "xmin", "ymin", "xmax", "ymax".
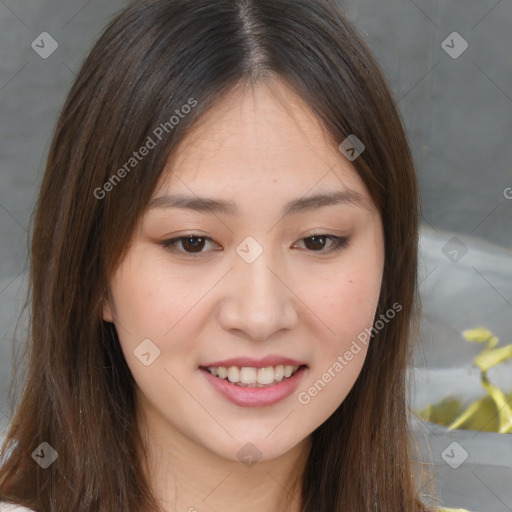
[
  {"xmin": 199, "ymin": 365, "xmax": 308, "ymax": 407},
  {"xmin": 198, "ymin": 356, "xmax": 308, "ymax": 407}
]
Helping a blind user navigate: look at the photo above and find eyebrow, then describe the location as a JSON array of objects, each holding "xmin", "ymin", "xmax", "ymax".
[{"xmin": 147, "ymin": 189, "xmax": 367, "ymax": 216}]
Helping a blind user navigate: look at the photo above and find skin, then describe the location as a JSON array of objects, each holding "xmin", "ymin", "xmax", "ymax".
[{"xmin": 103, "ymin": 76, "xmax": 385, "ymax": 512}]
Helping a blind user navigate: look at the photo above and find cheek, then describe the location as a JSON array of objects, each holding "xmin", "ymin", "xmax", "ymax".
[
  {"xmin": 304, "ymin": 245, "xmax": 383, "ymax": 394},
  {"xmin": 315, "ymin": 262, "xmax": 382, "ymax": 345},
  {"xmin": 108, "ymin": 257, "xmax": 202, "ymax": 394},
  {"xmin": 109, "ymin": 251, "xmax": 202, "ymax": 342},
  {"xmin": 297, "ymin": 262, "xmax": 382, "ymax": 418}
]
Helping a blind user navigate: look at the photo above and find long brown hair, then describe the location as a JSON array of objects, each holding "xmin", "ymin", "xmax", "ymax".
[{"xmin": 0, "ymin": 0, "xmax": 434, "ymax": 510}]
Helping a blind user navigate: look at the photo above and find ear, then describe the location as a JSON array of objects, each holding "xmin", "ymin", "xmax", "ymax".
[{"xmin": 101, "ymin": 290, "xmax": 115, "ymax": 322}]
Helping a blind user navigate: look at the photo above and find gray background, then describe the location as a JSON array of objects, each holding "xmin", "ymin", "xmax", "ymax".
[{"xmin": 1, "ymin": 0, "xmax": 511, "ymax": 511}]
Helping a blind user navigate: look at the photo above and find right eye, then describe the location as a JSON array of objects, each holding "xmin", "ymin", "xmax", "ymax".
[{"xmin": 160, "ymin": 234, "xmax": 221, "ymax": 256}]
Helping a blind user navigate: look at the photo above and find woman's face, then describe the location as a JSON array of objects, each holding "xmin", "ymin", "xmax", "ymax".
[{"xmin": 103, "ymin": 77, "xmax": 385, "ymax": 464}]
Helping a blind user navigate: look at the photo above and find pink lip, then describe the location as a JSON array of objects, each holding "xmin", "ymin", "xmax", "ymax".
[
  {"xmin": 199, "ymin": 366, "xmax": 308, "ymax": 408},
  {"xmin": 201, "ymin": 356, "xmax": 306, "ymax": 368}
]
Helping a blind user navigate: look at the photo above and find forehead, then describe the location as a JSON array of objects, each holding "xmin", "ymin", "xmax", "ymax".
[{"xmin": 154, "ymin": 77, "xmax": 372, "ymax": 209}]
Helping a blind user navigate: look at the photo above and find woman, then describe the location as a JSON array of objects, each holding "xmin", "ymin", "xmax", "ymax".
[{"xmin": 0, "ymin": 0, "xmax": 472, "ymax": 511}]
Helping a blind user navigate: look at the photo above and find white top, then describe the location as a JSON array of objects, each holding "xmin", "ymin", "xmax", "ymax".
[{"xmin": 0, "ymin": 503, "xmax": 35, "ymax": 512}]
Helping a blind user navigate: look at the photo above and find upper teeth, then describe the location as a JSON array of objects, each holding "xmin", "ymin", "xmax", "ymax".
[{"xmin": 207, "ymin": 365, "xmax": 299, "ymax": 385}]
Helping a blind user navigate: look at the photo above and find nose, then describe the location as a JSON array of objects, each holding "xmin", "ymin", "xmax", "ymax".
[{"xmin": 217, "ymin": 250, "xmax": 298, "ymax": 341}]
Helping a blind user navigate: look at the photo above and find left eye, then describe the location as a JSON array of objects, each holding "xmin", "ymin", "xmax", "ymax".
[
  {"xmin": 160, "ymin": 233, "xmax": 349, "ymax": 256},
  {"xmin": 161, "ymin": 235, "xmax": 219, "ymax": 255},
  {"xmin": 293, "ymin": 234, "xmax": 349, "ymax": 253}
]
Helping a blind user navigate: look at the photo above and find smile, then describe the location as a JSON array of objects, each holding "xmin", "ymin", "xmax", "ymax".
[
  {"xmin": 205, "ymin": 364, "xmax": 302, "ymax": 387},
  {"xmin": 199, "ymin": 364, "xmax": 308, "ymax": 407}
]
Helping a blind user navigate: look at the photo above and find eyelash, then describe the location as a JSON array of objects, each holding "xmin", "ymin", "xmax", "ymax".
[{"xmin": 160, "ymin": 233, "xmax": 350, "ymax": 257}]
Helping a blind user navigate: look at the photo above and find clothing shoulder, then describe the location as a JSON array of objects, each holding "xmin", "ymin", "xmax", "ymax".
[
  {"xmin": 0, "ymin": 503, "xmax": 35, "ymax": 512},
  {"xmin": 438, "ymin": 508, "xmax": 472, "ymax": 512}
]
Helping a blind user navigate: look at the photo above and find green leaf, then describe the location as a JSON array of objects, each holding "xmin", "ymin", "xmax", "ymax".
[
  {"xmin": 447, "ymin": 398, "xmax": 486, "ymax": 430},
  {"xmin": 474, "ymin": 344, "xmax": 512, "ymax": 372},
  {"xmin": 418, "ymin": 393, "xmax": 512, "ymax": 432},
  {"xmin": 481, "ymin": 377, "xmax": 512, "ymax": 433},
  {"xmin": 462, "ymin": 326, "xmax": 494, "ymax": 343},
  {"xmin": 418, "ymin": 397, "xmax": 463, "ymax": 426},
  {"xmin": 416, "ymin": 325, "xmax": 512, "ymax": 432},
  {"xmin": 447, "ymin": 395, "xmax": 500, "ymax": 432}
]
